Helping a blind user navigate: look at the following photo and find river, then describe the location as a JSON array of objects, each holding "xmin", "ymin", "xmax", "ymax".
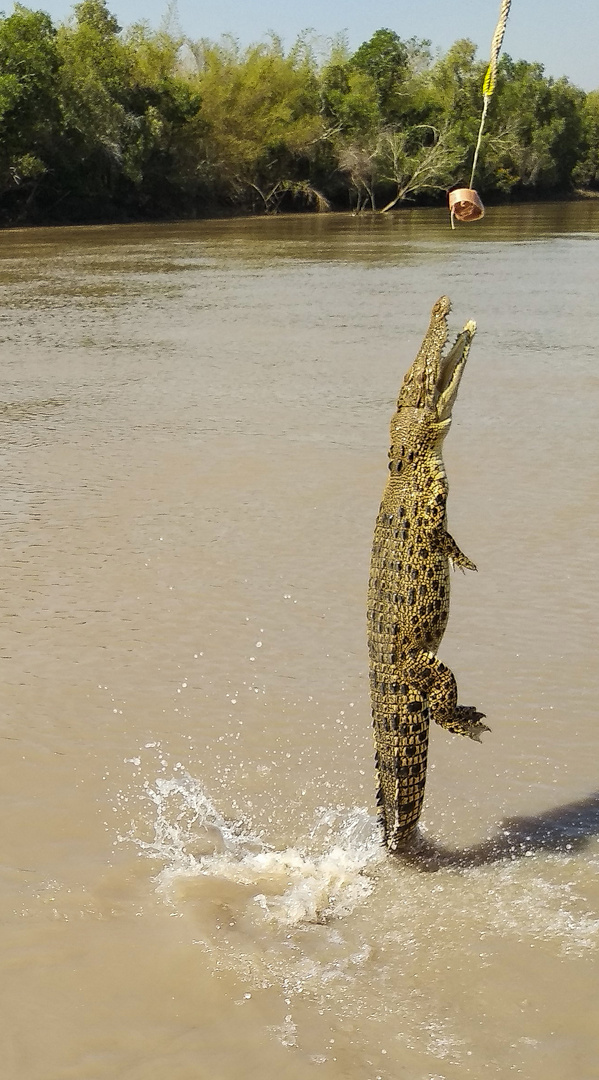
[{"xmin": 1, "ymin": 201, "xmax": 598, "ymax": 1079}]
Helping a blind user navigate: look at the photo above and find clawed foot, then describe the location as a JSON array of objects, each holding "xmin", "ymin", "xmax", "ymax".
[
  {"xmin": 439, "ymin": 705, "xmax": 490, "ymax": 742},
  {"xmin": 450, "ymin": 553, "xmax": 477, "ymax": 573},
  {"xmin": 441, "ymin": 532, "xmax": 477, "ymax": 572}
]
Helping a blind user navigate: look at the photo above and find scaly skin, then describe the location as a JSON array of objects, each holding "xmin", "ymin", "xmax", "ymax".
[{"xmin": 367, "ymin": 296, "xmax": 489, "ymax": 852}]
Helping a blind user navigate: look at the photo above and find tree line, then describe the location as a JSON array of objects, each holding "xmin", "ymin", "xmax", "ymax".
[{"xmin": 0, "ymin": 0, "xmax": 598, "ymax": 224}]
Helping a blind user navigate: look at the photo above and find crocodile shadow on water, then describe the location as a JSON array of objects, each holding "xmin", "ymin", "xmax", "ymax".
[{"xmin": 394, "ymin": 792, "xmax": 599, "ymax": 872}]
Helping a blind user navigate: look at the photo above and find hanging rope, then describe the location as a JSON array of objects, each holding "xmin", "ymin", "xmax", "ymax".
[
  {"xmin": 449, "ymin": 0, "xmax": 512, "ymax": 227},
  {"xmin": 469, "ymin": 0, "xmax": 512, "ymax": 189}
]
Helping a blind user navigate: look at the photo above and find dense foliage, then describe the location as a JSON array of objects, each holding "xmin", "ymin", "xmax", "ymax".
[{"xmin": 0, "ymin": 2, "xmax": 596, "ymax": 223}]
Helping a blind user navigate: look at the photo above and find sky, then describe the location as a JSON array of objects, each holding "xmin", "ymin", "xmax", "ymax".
[{"xmin": 23, "ymin": 0, "xmax": 599, "ymax": 91}]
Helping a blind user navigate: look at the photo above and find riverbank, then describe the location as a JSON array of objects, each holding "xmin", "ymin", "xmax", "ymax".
[
  {"xmin": 1, "ymin": 7, "xmax": 597, "ymax": 232},
  {"xmin": 1, "ymin": 190, "xmax": 597, "ymax": 233}
]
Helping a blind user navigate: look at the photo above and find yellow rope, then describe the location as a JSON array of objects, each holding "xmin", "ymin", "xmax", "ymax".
[{"xmin": 469, "ymin": 0, "xmax": 512, "ymax": 189}]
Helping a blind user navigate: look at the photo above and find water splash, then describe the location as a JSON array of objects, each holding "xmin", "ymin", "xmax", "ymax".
[
  {"xmin": 120, "ymin": 767, "xmax": 256, "ymax": 865},
  {"xmin": 112, "ymin": 751, "xmax": 599, "ymax": 1070},
  {"xmin": 118, "ymin": 762, "xmax": 384, "ymax": 928},
  {"xmin": 116, "ymin": 754, "xmax": 599, "ymax": 970}
]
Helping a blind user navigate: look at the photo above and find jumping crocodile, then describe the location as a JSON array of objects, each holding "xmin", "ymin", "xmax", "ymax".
[{"xmin": 367, "ymin": 296, "xmax": 489, "ymax": 852}]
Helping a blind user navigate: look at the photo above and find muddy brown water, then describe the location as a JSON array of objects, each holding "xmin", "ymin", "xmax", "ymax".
[{"xmin": 1, "ymin": 202, "xmax": 598, "ymax": 1079}]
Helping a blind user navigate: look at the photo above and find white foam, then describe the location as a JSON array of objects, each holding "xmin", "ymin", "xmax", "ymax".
[{"xmin": 118, "ymin": 765, "xmax": 383, "ymax": 927}]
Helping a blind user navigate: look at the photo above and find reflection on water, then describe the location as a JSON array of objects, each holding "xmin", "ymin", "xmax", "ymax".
[
  {"xmin": 1, "ymin": 200, "xmax": 599, "ymax": 273},
  {"xmin": 1, "ymin": 202, "xmax": 598, "ymax": 1080}
]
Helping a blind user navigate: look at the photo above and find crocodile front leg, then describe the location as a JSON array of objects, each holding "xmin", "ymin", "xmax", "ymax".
[
  {"xmin": 439, "ymin": 531, "xmax": 477, "ymax": 572},
  {"xmin": 422, "ymin": 483, "xmax": 477, "ymax": 573}
]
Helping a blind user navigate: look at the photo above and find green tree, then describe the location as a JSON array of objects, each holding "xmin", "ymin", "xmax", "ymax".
[
  {"xmin": 123, "ymin": 23, "xmax": 204, "ymax": 211},
  {"xmin": 0, "ymin": 4, "xmax": 61, "ymax": 205},
  {"xmin": 351, "ymin": 28, "xmax": 408, "ymax": 118},
  {"xmin": 573, "ymin": 89, "xmax": 599, "ymax": 189},
  {"xmin": 319, "ymin": 50, "xmax": 382, "ymax": 208},
  {"xmin": 320, "ymin": 59, "xmax": 380, "ymax": 137},
  {"xmin": 190, "ymin": 35, "xmax": 326, "ymax": 211},
  {"xmin": 369, "ymin": 39, "xmax": 482, "ymax": 208},
  {"xmin": 481, "ymin": 58, "xmax": 584, "ymax": 193},
  {"xmin": 55, "ymin": 0, "xmax": 135, "ymax": 201},
  {"xmin": 51, "ymin": 1, "xmax": 205, "ymax": 217}
]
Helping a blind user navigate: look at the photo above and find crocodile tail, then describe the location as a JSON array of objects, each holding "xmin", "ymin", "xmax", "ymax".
[{"xmin": 373, "ymin": 702, "xmax": 430, "ymax": 850}]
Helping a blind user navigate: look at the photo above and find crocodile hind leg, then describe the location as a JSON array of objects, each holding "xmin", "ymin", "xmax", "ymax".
[{"xmin": 403, "ymin": 649, "xmax": 489, "ymax": 742}]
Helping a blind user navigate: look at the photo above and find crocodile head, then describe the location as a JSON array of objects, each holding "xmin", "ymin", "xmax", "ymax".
[{"xmin": 390, "ymin": 296, "xmax": 476, "ymax": 458}]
